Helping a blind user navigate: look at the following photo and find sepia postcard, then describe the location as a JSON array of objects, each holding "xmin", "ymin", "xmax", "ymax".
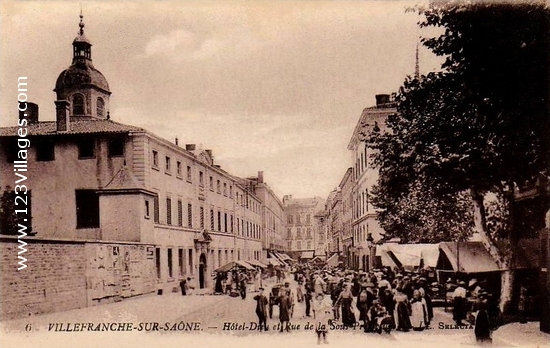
[{"xmin": 1, "ymin": 1, "xmax": 548, "ymax": 347}]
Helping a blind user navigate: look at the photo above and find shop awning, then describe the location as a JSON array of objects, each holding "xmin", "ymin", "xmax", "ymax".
[
  {"xmin": 278, "ymin": 253, "xmax": 293, "ymax": 261},
  {"xmin": 420, "ymin": 247, "xmax": 440, "ymax": 269},
  {"xmin": 379, "ymin": 250, "xmax": 400, "ymax": 269},
  {"xmin": 438, "ymin": 242, "xmax": 503, "ymax": 273},
  {"xmin": 300, "ymin": 251, "xmax": 315, "ymax": 259},
  {"xmin": 326, "ymin": 253, "xmax": 339, "ymax": 267},
  {"xmin": 270, "ymin": 252, "xmax": 288, "ymax": 266},
  {"xmin": 215, "ymin": 260, "xmax": 254, "ymax": 273},
  {"xmin": 246, "ymin": 259, "xmax": 268, "ymax": 268},
  {"xmin": 266, "ymin": 258, "xmax": 282, "ymax": 266}
]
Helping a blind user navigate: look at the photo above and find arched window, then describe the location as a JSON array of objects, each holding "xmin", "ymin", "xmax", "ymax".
[
  {"xmin": 97, "ymin": 97, "xmax": 105, "ymax": 118},
  {"xmin": 73, "ymin": 94, "xmax": 85, "ymax": 115}
]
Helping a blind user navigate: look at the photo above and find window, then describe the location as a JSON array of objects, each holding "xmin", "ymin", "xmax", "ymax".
[
  {"xmin": 144, "ymin": 199, "xmax": 150, "ymax": 219},
  {"xmin": 210, "ymin": 209, "xmax": 215, "ymax": 230},
  {"xmin": 188, "ymin": 249, "xmax": 193, "ymax": 275},
  {"xmin": 165, "ymin": 156, "xmax": 171, "ymax": 172},
  {"xmin": 297, "ymin": 214, "xmax": 301, "ymax": 224},
  {"xmin": 3, "ymin": 139, "xmax": 18, "ymax": 163},
  {"xmin": 155, "ymin": 248, "xmax": 161, "ymax": 279},
  {"xmin": 108, "ymin": 138, "xmax": 124, "ymax": 157},
  {"xmin": 229, "ymin": 185, "xmax": 233, "ymax": 198},
  {"xmin": 187, "ymin": 203, "xmax": 193, "ymax": 228},
  {"xmin": 166, "ymin": 197, "xmax": 172, "ymax": 225},
  {"xmin": 287, "ymin": 228, "xmax": 292, "ymax": 239},
  {"xmin": 307, "ymin": 241, "xmax": 312, "ymax": 249},
  {"xmin": 223, "ymin": 183, "xmax": 227, "ymax": 196},
  {"xmin": 230, "ymin": 215, "xmax": 233, "ymax": 233},
  {"xmin": 78, "ymin": 138, "xmax": 95, "ymax": 159},
  {"xmin": 153, "ymin": 195, "xmax": 159, "ymax": 223},
  {"xmin": 167, "ymin": 248, "xmax": 173, "ymax": 278},
  {"xmin": 75, "ymin": 189, "xmax": 99, "ymax": 228},
  {"xmin": 200, "ymin": 206, "xmax": 204, "ymax": 229},
  {"xmin": 186, "ymin": 166, "xmax": 192, "ymax": 182},
  {"xmin": 97, "ymin": 97, "xmax": 105, "ymax": 118},
  {"xmin": 176, "ymin": 161, "xmax": 182, "ymax": 176},
  {"xmin": 297, "ymin": 228, "xmax": 302, "ymax": 239},
  {"xmin": 288, "ymin": 241, "xmax": 292, "ymax": 250},
  {"xmin": 177, "ymin": 200, "xmax": 183, "ymax": 226},
  {"xmin": 178, "ymin": 249, "xmax": 185, "ymax": 277},
  {"xmin": 209, "ymin": 176, "xmax": 214, "ymax": 190},
  {"xmin": 297, "ymin": 240, "xmax": 302, "ymax": 250},
  {"xmin": 224, "ymin": 213, "xmax": 228, "ymax": 232},
  {"xmin": 152, "ymin": 150, "xmax": 159, "ymax": 168},
  {"xmin": 36, "ymin": 138, "xmax": 55, "ymax": 161},
  {"xmin": 217, "ymin": 211, "xmax": 221, "ymax": 231},
  {"xmin": 199, "ymin": 171, "xmax": 204, "ymax": 186},
  {"xmin": 288, "ymin": 215, "xmax": 293, "ymax": 224},
  {"xmin": 216, "ymin": 180, "xmax": 221, "ymax": 193},
  {"xmin": 307, "ymin": 228, "xmax": 312, "ymax": 238},
  {"xmin": 306, "ymin": 214, "xmax": 310, "ymax": 223},
  {"xmin": 73, "ymin": 94, "xmax": 85, "ymax": 115}
]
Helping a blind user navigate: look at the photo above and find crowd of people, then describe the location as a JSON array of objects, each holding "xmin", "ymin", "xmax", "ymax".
[
  {"xmin": 294, "ymin": 266, "xmax": 435, "ymax": 333},
  {"xmin": 211, "ymin": 261, "xmax": 503, "ymax": 345}
]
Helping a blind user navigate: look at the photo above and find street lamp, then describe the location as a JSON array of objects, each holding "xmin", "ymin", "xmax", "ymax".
[{"xmin": 366, "ymin": 233, "xmax": 374, "ymax": 271}]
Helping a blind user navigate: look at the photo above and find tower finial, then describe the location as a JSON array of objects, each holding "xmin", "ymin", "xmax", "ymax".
[
  {"xmin": 414, "ymin": 42, "xmax": 420, "ymax": 79},
  {"xmin": 79, "ymin": 7, "xmax": 85, "ymax": 36}
]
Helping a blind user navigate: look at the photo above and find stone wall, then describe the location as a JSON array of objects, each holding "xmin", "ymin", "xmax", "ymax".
[
  {"xmin": 0, "ymin": 237, "xmax": 156, "ymax": 321},
  {"xmin": 0, "ymin": 238, "xmax": 87, "ymax": 320}
]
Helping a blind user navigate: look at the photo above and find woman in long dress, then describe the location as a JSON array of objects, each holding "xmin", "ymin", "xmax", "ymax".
[
  {"xmin": 410, "ymin": 289, "xmax": 427, "ymax": 331},
  {"xmin": 394, "ymin": 287, "xmax": 412, "ymax": 332},
  {"xmin": 338, "ymin": 283, "xmax": 356, "ymax": 327}
]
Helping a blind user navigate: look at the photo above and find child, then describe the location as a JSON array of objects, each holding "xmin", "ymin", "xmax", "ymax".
[{"xmin": 312, "ymin": 293, "xmax": 331, "ymax": 344}]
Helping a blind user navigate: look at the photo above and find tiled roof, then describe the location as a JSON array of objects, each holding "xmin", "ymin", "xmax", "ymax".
[
  {"xmin": 104, "ymin": 166, "xmax": 145, "ymax": 190},
  {"xmin": 0, "ymin": 120, "xmax": 144, "ymax": 137}
]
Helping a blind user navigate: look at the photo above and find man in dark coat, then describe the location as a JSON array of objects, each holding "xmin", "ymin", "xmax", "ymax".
[
  {"xmin": 254, "ymin": 287, "xmax": 269, "ymax": 331},
  {"xmin": 304, "ymin": 283, "xmax": 312, "ymax": 317}
]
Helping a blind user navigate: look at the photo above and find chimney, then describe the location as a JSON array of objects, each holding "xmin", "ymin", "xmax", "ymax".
[
  {"xmin": 205, "ymin": 149, "xmax": 212, "ymax": 158},
  {"xmin": 258, "ymin": 171, "xmax": 264, "ymax": 183},
  {"xmin": 19, "ymin": 102, "xmax": 39, "ymax": 124},
  {"xmin": 175, "ymin": 137, "xmax": 179, "ymax": 146},
  {"xmin": 186, "ymin": 144, "xmax": 196, "ymax": 151},
  {"xmin": 375, "ymin": 94, "xmax": 390, "ymax": 106},
  {"xmin": 55, "ymin": 100, "xmax": 70, "ymax": 132}
]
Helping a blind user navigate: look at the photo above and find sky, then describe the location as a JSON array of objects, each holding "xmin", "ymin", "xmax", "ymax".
[{"xmin": 0, "ymin": 0, "xmax": 443, "ymax": 200}]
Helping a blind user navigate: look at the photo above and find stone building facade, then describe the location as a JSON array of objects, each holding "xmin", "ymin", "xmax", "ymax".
[{"xmin": 346, "ymin": 94, "xmax": 396, "ymax": 271}]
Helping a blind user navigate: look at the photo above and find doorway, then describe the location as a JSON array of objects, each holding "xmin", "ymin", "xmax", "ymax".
[{"xmin": 199, "ymin": 253, "xmax": 207, "ymax": 289}]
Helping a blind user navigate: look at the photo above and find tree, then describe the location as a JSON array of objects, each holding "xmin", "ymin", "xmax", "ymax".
[{"xmin": 369, "ymin": 1, "xmax": 549, "ymax": 312}]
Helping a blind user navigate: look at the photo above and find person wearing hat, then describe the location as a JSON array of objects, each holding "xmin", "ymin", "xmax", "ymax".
[
  {"xmin": 278, "ymin": 283, "xmax": 293, "ymax": 332},
  {"xmin": 452, "ymin": 280, "xmax": 468, "ymax": 325},
  {"xmin": 253, "ymin": 287, "xmax": 269, "ymax": 331},
  {"xmin": 357, "ymin": 282, "xmax": 374, "ymax": 332}
]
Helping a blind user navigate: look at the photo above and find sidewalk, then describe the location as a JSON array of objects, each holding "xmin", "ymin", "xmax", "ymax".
[
  {"xmin": 492, "ymin": 322, "xmax": 549, "ymax": 348},
  {"xmin": 0, "ymin": 291, "xmax": 226, "ymax": 333},
  {"xmin": 436, "ymin": 307, "xmax": 549, "ymax": 347}
]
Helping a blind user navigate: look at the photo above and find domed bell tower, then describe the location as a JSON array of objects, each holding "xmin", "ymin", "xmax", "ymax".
[{"xmin": 54, "ymin": 14, "xmax": 111, "ymax": 121}]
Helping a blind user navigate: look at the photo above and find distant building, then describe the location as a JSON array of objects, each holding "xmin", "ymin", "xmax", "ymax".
[{"xmin": 283, "ymin": 195, "xmax": 324, "ymax": 261}]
